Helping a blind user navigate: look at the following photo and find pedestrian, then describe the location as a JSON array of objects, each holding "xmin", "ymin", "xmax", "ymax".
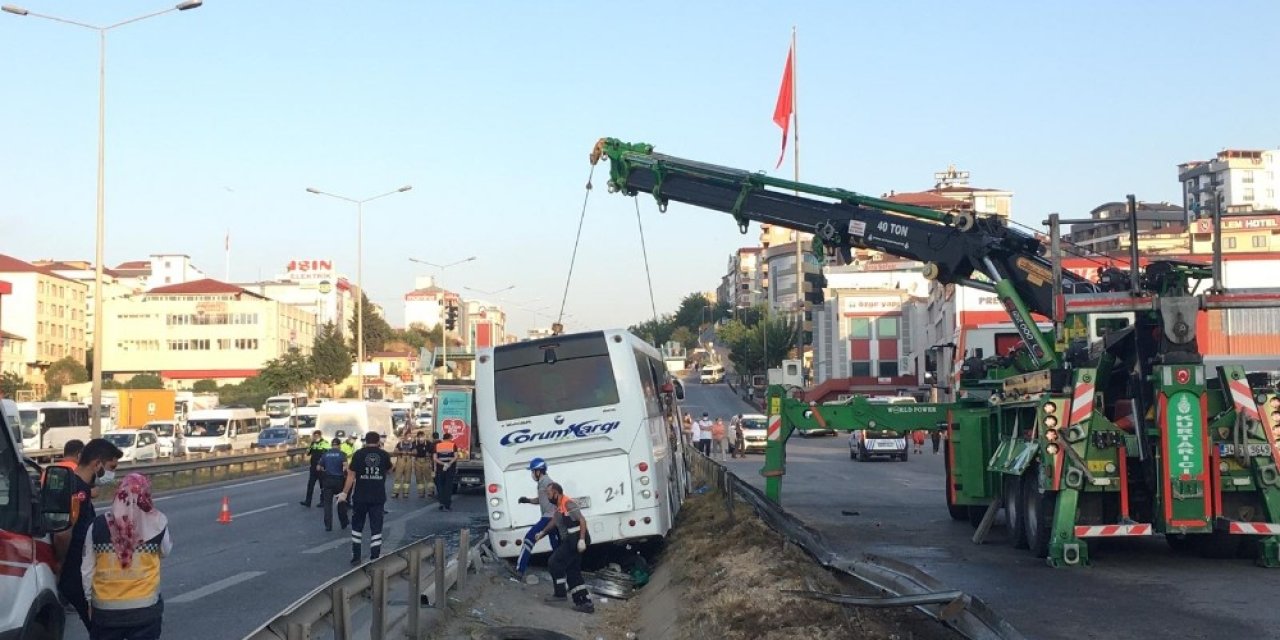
[
  {"xmin": 392, "ymin": 429, "xmax": 415, "ymax": 499},
  {"xmin": 515, "ymin": 457, "xmax": 560, "ymax": 579},
  {"xmin": 319, "ymin": 437, "xmax": 350, "ymax": 531},
  {"xmin": 931, "ymin": 430, "xmax": 942, "ymax": 455},
  {"xmin": 682, "ymin": 414, "xmax": 694, "ymax": 448},
  {"xmin": 42, "ymin": 439, "xmax": 91, "ymax": 495},
  {"xmin": 534, "ymin": 482, "xmax": 594, "ymax": 614},
  {"xmin": 434, "ymin": 433, "xmax": 457, "ymax": 511},
  {"xmin": 413, "ymin": 431, "xmax": 435, "ymax": 498},
  {"xmin": 339, "ymin": 432, "xmax": 393, "ymax": 564},
  {"xmin": 697, "ymin": 413, "xmax": 713, "ymax": 455},
  {"xmin": 733, "ymin": 416, "xmax": 746, "ymax": 458},
  {"xmin": 81, "ymin": 473, "xmax": 171, "ymax": 640},
  {"xmin": 56, "ymin": 438, "xmax": 123, "ymax": 633},
  {"xmin": 301, "ymin": 430, "xmax": 329, "ymax": 507},
  {"xmin": 710, "ymin": 418, "xmax": 727, "ymax": 461},
  {"xmin": 912, "ymin": 430, "xmax": 926, "ymax": 455}
]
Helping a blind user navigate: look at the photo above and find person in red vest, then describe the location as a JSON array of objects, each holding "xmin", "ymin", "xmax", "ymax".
[
  {"xmin": 534, "ymin": 482, "xmax": 594, "ymax": 614},
  {"xmin": 434, "ymin": 433, "xmax": 456, "ymax": 511}
]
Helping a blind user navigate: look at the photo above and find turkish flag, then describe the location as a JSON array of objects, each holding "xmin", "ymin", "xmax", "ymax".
[{"xmin": 773, "ymin": 44, "xmax": 795, "ymax": 169}]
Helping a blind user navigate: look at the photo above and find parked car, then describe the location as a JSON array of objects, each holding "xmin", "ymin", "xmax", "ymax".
[
  {"xmin": 257, "ymin": 427, "xmax": 299, "ymax": 448},
  {"xmin": 738, "ymin": 414, "xmax": 768, "ymax": 453},
  {"xmin": 104, "ymin": 429, "xmax": 160, "ymax": 463},
  {"xmin": 145, "ymin": 420, "xmax": 180, "ymax": 457}
]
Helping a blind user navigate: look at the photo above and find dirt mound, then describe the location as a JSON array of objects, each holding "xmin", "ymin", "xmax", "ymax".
[{"xmin": 602, "ymin": 492, "xmax": 956, "ymax": 640}]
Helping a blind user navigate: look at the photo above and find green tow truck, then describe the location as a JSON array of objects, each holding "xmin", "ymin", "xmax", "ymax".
[{"xmin": 592, "ymin": 137, "xmax": 1280, "ymax": 567}]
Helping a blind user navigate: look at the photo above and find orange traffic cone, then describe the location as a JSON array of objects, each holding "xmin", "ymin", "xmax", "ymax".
[{"xmin": 217, "ymin": 496, "xmax": 232, "ymax": 524}]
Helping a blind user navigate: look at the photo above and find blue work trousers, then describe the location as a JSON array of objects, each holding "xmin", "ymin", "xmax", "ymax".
[{"xmin": 516, "ymin": 516, "xmax": 561, "ymax": 575}]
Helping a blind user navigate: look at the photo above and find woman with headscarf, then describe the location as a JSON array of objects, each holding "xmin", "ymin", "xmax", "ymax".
[{"xmin": 81, "ymin": 473, "xmax": 172, "ymax": 640}]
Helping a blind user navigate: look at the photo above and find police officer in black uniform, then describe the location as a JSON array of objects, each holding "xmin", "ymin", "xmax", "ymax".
[{"xmin": 339, "ymin": 432, "xmax": 393, "ymax": 564}]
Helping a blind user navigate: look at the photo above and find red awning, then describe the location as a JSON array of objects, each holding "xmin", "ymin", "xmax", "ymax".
[{"xmin": 160, "ymin": 369, "xmax": 259, "ymax": 379}]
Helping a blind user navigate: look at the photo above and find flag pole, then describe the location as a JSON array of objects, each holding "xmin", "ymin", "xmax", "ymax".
[
  {"xmin": 791, "ymin": 25, "xmax": 805, "ymax": 364},
  {"xmin": 224, "ymin": 229, "xmax": 230, "ymax": 282}
]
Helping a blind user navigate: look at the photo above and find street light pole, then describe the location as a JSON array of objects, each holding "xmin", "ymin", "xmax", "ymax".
[
  {"xmin": 4, "ymin": 1, "xmax": 204, "ymax": 438},
  {"xmin": 307, "ymin": 185, "xmax": 412, "ymax": 399}
]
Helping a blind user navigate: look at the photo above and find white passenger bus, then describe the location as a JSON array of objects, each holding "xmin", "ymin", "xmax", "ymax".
[
  {"xmin": 183, "ymin": 407, "xmax": 261, "ymax": 453},
  {"xmin": 17, "ymin": 402, "xmax": 92, "ymax": 452},
  {"xmin": 264, "ymin": 392, "xmax": 310, "ymax": 428},
  {"xmin": 477, "ymin": 329, "xmax": 687, "ymax": 559}
]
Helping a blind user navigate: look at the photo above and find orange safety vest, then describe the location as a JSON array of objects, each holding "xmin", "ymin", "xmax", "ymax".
[{"xmin": 435, "ymin": 441, "xmax": 456, "ymax": 465}]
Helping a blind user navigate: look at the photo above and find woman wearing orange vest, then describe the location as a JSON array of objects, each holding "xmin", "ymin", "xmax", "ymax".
[
  {"xmin": 433, "ymin": 433, "xmax": 456, "ymax": 511},
  {"xmin": 534, "ymin": 482, "xmax": 594, "ymax": 614}
]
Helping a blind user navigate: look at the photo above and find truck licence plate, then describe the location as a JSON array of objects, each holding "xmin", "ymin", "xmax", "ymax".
[
  {"xmin": 575, "ymin": 496, "xmax": 591, "ymax": 509},
  {"xmin": 1219, "ymin": 443, "xmax": 1272, "ymax": 457}
]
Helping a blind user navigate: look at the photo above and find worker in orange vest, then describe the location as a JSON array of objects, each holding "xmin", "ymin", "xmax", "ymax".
[
  {"xmin": 433, "ymin": 433, "xmax": 456, "ymax": 511},
  {"xmin": 534, "ymin": 482, "xmax": 594, "ymax": 614}
]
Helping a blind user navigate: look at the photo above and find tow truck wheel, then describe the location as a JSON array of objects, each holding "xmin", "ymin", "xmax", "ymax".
[
  {"xmin": 1023, "ymin": 467, "xmax": 1054, "ymax": 559},
  {"xmin": 1195, "ymin": 531, "xmax": 1242, "ymax": 559},
  {"xmin": 1004, "ymin": 474, "xmax": 1028, "ymax": 549}
]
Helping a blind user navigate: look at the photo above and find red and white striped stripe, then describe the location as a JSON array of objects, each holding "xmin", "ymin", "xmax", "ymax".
[
  {"xmin": 1228, "ymin": 522, "xmax": 1280, "ymax": 535},
  {"xmin": 1069, "ymin": 379, "xmax": 1095, "ymax": 426},
  {"xmin": 1228, "ymin": 378, "xmax": 1261, "ymax": 422},
  {"xmin": 767, "ymin": 415, "xmax": 782, "ymax": 442},
  {"xmin": 1073, "ymin": 524, "xmax": 1152, "ymax": 538}
]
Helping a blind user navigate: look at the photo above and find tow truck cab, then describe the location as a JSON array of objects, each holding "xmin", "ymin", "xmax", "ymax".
[{"xmin": 0, "ymin": 405, "xmax": 76, "ymax": 640}]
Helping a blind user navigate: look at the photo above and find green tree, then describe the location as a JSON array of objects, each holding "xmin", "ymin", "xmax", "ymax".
[
  {"xmin": 310, "ymin": 322, "xmax": 353, "ymax": 387},
  {"xmin": 670, "ymin": 326, "xmax": 698, "ymax": 350},
  {"xmin": 630, "ymin": 314, "xmax": 675, "ymax": 347},
  {"xmin": 673, "ymin": 292, "xmax": 713, "ymax": 331},
  {"xmin": 125, "ymin": 374, "xmax": 164, "ymax": 389},
  {"xmin": 0, "ymin": 372, "xmax": 29, "ymax": 398},
  {"xmin": 44, "ymin": 356, "xmax": 88, "ymax": 399},
  {"xmin": 192, "ymin": 379, "xmax": 219, "ymax": 393},
  {"xmin": 348, "ymin": 292, "xmax": 394, "ymax": 355},
  {"xmin": 341, "ymin": 386, "xmax": 358, "ymax": 399},
  {"xmin": 218, "ymin": 376, "xmax": 272, "ymax": 409},
  {"xmin": 716, "ymin": 313, "xmax": 799, "ymax": 377},
  {"xmin": 259, "ymin": 348, "xmax": 314, "ymax": 394}
]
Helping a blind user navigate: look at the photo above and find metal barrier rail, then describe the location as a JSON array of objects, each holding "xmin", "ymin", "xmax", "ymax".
[
  {"xmin": 117, "ymin": 446, "xmax": 309, "ymax": 489},
  {"xmin": 245, "ymin": 529, "xmax": 482, "ymax": 640},
  {"xmin": 683, "ymin": 449, "xmax": 1024, "ymax": 640}
]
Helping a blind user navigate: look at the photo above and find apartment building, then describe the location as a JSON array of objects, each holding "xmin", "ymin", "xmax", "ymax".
[
  {"xmin": 1179, "ymin": 149, "xmax": 1279, "ymax": 218},
  {"xmin": 0, "ymin": 255, "xmax": 90, "ymax": 396}
]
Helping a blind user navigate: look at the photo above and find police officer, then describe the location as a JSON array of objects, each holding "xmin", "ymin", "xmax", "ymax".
[
  {"xmin": 413, "ymin": 431, "xmax": 434, "ymax": 498},
  {"xmin": 391, "ymin": 429, "xmax": 416, "ymax": 499},
  {"xmin": 515, "ymin": 457, "xmax": 558, "ymax": 579},
  {"xmin": 341, "ymin": 435, "xmax": 357, "ymax": 461},
  {"xmin": 318, "ymin": 437, "xmax": 349, "ymax": 531},
  {"xmin": 338, "ymin": 432, "xmax": 393, "ymax": 564},
  {"xmin": 301, "ymin": 430, "xmax": 329, "ymax": 507},
  {"xmin": 534, "ymin": 482, "xmax": 593, "ymax": 614},
  {"xmin": 434, "ymin": 433, "xmax": 456, "ymax": 511}
]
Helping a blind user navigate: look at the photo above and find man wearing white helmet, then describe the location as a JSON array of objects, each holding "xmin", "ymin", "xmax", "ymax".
[{"xmin": 514, "ymin": 456, "xmax": 559, "ymax": 579}]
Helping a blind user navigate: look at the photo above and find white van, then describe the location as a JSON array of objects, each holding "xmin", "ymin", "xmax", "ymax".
[
  {"xmin": 699, "ymin": 363, "xmax": 725, "ymax": 384},
  {"xmin": 2, "ymin": 399, "xmax": 20, "ymax": 455},
  {"xmin": 183, "ymin": 407, "xmax": 261, "ymax": 453},
  {"xmin": 315, "ymin": 401, "xmax": 395, "ymax": 445}
]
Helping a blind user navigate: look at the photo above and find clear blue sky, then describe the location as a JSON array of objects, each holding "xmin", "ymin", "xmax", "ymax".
[{"xmin": 4, "ymin": 1, "xmax": 1278, "ymax": 336}]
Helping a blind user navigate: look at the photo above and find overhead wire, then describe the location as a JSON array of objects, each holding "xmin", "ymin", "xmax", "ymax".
[
  {"xmin": 557, "ymin": 164, "xmax": 596, "ymax": 328},
  {"xmin": 634, "ymin": 197, "xmax": 660, "ymax": 324}
]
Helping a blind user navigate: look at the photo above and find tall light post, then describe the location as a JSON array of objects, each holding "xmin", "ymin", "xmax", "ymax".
[
  {"xmin": 408, "ymin": 256, "xmax": 477, "ymax": 274},
  {"xmin": 307, "ymin": 185, "xmax": 412, "ymax": 398},
  {"xmin": 4, "ymin": 1, "xmax": 204, "ymax": 438}
]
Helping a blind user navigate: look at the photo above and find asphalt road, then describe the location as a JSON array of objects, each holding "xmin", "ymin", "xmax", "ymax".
[
  {"xmin": 685, "ymin": 380, "xmax": 1280, "ymax": 640},
  {"xmin": 64, "ymin": 469, "xmax": 483, "ymax": 640}
]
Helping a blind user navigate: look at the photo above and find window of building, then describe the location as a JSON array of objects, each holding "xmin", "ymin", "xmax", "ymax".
[
  {"xmin": 876, "ymin": 317, "xmax": 899, "ymax": 338},
  {"xmin": 217, "ymin": 339, "xmax": 232, "ymax": 350},
  {"xmin": 848, "ymin": 317, "xmax": 872, "ymax": 338},
  {"xmin": 879, "ymin": 361, "xmax": 899, "ymax": 377},
  {"xmin": 1227, "ymin": 237, "xmax": 1238, "ymax": 249},
  {"xmin": 1253, "ymin": 235, "xmax": 1266, "ymax": 248},
  {"xmin": 1244, "ymin": 171, "xmax": 1255, "ymax": 183},
  {"xmin": 850, "ymin": 361, "xmax": 872, "ymax": 376},
  {"xmin": 1244, "ymin": 188, "xmax": 1255, "ymax": 202}
]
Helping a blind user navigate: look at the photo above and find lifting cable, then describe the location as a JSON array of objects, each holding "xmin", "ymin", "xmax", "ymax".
[
  {"xmin": 557, "ymin": 165, "xmax": 597, "ymax": 327},
  {"xmin": 634, "ymin": 197, "xmax": 660, "ymax": 324}
]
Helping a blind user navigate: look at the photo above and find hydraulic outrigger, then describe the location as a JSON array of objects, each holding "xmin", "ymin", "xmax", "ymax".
[{"xmin": 592, "ymin": 137, "xmax": 1280, "ymax": 567}]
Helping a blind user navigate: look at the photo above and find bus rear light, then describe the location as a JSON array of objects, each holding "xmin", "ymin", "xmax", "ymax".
[
  {"xmin": 629, "ymin": 519, "xmax": 636, "ymax": 527},
  {"xmin": 639, "ymin": 476, "xmax": 650, "ymax": 486},
  {"xmin": 488, "ymin": 484, "xmax": 500, "ymax": 494},
  {"xmin": 491, "ymin": 511, "xmax": 502, "ymax": 520},
  {"xmin": 489, "ymin": 497, "xmax": 501, "ymax": 507},
  {"xmin": 499, "ymin": 540, "xmax": 508, "ymax": 547},
  {"xmin": 643, "ymin": 517, "xmax": 651, "ymax": 524},
  {"xmin": 641, "ymin": 490, "xmax": 652, "ymax": 499},
  {"xmin": 637, "ymin": 462, "xmax": 649, "ymax": 472}
]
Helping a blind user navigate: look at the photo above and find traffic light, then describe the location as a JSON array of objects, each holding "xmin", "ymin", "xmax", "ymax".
[
  {"xmin": 804, "ymin": 270, "xmax": 827, "ymax": 306},
  {"xmin": 444, "ymin": 304, "xmax": 459, "ymax": 331}
]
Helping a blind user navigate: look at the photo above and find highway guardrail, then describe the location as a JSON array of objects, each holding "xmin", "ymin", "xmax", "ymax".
[
  {"xmin": 684, "ymin": 448, "xmax": 1024, "ymax": 640},
  {"xmin": 245, "ymin": 529, "xmax": 484, "ymax": 640},
  {"xmin": 28, "ymin": 446, "xmax": 310, "ymax": 492}
]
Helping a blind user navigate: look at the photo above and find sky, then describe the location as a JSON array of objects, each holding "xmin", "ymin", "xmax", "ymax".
[{"xmin": 3, "ymin": 1, "xmax": 1279, "ymax": 336}]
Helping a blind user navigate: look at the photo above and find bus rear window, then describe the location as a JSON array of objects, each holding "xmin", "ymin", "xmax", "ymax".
[{"xmin": 493, "ymin": 333, "xmax": 620, "ymax": 421}]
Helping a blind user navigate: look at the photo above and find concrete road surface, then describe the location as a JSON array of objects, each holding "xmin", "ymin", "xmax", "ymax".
[
  {"xmin": 64, "ymin": 469, "xmax": 482, "ymax": 640},
  {"xmin": 685, "ymin": 379, "xmax": 1280, "ymax": 640}
]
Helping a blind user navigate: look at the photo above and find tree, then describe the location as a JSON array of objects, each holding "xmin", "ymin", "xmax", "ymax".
[
  {"xmin": 673, "ymin": 292, "xmax": 713, "ymax": 331},
  {"xmin": 0, "ymin": 372, "xmax": 29, "ymax": 398},
  {"xmin": 126, "ymin": 374, "xmax": 164, "ymax": 389},
  {"xmin": 348, "ymin": 292, "xmax": 394, "ymax": 355},
  {"xmin": 259, "ymin": 348, "xmax": 314, "ymax": 394},
  {"xmin": 310, "ymin": 322, "xmax": 352, "ymax": 387},
  {"xmin": 388, "ymin": 322, "xmax": 444, "ymax": 351},
  {"xmin": 44, "ymin": 356, "xmax": 88, "ymax": 399},
  {"xmin": 670, "ymin": 326, "xmax": 699, "ymax": 350},
  {"xmin": 218, "ymin": 376, "xmax": 272, "ymax": 409},
  {"xmin": 630, "ymin": 315, "xmax": 676, "ymax": 348},
  {"xmin": 341, "ymin": 386, "xmax": 358, "ymax": 399},
  {"xmin": 192, "ymin": 379, "xmax": 219, "ymax": 393},
  {"xmin": 716, "ymin": 313, "xmax": 799, "ymax": 377}
]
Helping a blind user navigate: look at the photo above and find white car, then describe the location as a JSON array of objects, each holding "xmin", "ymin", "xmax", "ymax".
[
  {"xmin": 104, "ymin": 429, "xmax": 160, "ymax": 463},
  {"xmin": 738, "ymin": 414, "xmax": 768, "ymax": 453},
  {"xmin": 145, "ymin": 420, "xmax": 180, "ymax": 457}
]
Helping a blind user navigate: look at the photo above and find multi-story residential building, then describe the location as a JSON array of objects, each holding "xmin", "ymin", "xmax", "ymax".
[
  {"xmin": 1, "ymin": 331, "xmax": 26, "ymax": 380},
  {"xmin": 1179, "ymin": 149, "xmax": 1280, "ymax": 219},
  {"xmin": 0, "ymin": 255, "xmax": 90, "ymax": 397},
  {"xmin": 404, "ymin": 276, "xmax": 461, "ymax": 330},
  {"xmin": 31, "ymin": 259, "xmax": 136, "ymax": 350},
  {"xmin": 883, "ymin": 165, "xmax": 1013, "ymax": 219},
  {"xmin": 111, "ymin": 254, "xmax": 210, "ymax": 290},
  {"xmin": 238, "ymin": 259, "xmax": 354, "ymax": 333},
  {"xmin": 101, "ymin": 278, "xmax": 317, "ymax": 388},
  {"xmin": 464, "ymin": 300, "xmax": 507, "ymax": 351},
  {"xmin": 1065, "ymin": 201, "xmax": 1188, "ymax": 255},
  {"xmin": 724, "ymin": 247, "xmax": 765, "ymax": 310}
]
